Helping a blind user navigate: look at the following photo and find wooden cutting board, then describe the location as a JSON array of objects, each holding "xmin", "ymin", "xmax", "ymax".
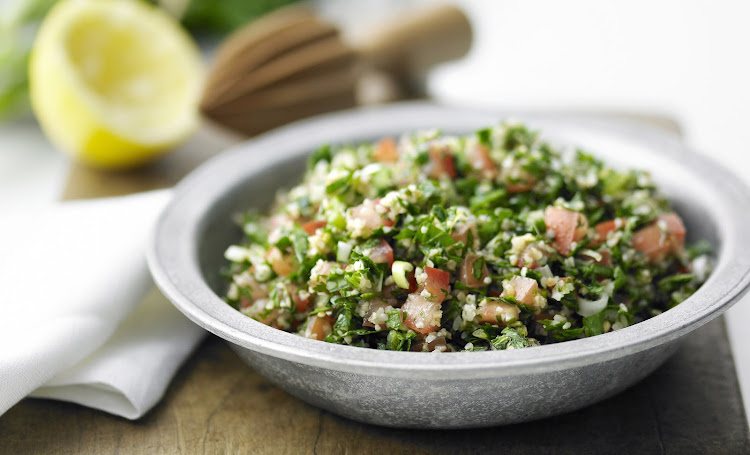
[{"xmin": 1, "ymin": 113, "xmax": 747, "ymax": 454}]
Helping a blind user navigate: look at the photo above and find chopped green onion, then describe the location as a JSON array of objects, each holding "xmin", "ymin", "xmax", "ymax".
[{"xmin": 391, "ymin": 261, "xmax": 414, "ymax": 289}]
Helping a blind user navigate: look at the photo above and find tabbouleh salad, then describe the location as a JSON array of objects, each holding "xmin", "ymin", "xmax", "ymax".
[{"xmin": 222, "ymin": 123, "xmax": 712, "ymax": 352}]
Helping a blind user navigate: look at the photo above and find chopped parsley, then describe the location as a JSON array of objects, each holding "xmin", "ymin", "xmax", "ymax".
[{"xmin": 222, "ymin": 123, "xmax": 712, "ymax": 352}]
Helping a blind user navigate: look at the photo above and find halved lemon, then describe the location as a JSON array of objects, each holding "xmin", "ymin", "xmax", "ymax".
[{"xmin": 29, "ymin": 0, "xmax": 203, "ymax": 169}]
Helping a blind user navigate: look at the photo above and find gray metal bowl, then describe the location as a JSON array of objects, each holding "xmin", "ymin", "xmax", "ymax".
[{"xmin": 148, "ymin": 102, "xmax": 750, "ymax": 428}]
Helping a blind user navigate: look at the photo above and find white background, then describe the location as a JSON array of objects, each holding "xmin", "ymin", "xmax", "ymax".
[{"xmin": 2, "ymin": 0, "xmax": 749, "ymax": 417}]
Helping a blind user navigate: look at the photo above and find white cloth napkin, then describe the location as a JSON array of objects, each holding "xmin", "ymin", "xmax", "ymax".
[{"xmin": 0, "ymin": 190, "xmax": 205, "ymax": 419}]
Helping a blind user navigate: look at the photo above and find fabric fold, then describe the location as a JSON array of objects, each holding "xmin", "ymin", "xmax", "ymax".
[{"xmin": 0, "ymin": 190, "xmax": 205, "ymax": 419}]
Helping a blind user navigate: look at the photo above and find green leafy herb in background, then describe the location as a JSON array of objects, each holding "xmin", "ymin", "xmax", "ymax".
[
  {"xmin": 0, "ymin": 0, "xmax": 57, "ymax": 121},
  {"xmin": 0, "ymin": 0, "xmax": 298, "ymax": 121},
  {"xmin": 177, "ymin": 0, "xmax": 298, "ymax": 33}
]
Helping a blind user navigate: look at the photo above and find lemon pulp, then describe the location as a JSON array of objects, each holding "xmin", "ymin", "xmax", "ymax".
[{"xmin": 30, "ymin": 0, "xmax": 203, "ymax": 169}]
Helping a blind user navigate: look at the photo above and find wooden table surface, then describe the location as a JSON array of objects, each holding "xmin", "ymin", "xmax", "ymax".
[{"xmin": 1, "ymin": 113, "xmax": 747, "ymax": 454}]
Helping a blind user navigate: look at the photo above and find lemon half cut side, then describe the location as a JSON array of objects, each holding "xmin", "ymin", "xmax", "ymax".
[{"xmin": 30, "ymin": 0, "xmax": 203, "ymax": 169}]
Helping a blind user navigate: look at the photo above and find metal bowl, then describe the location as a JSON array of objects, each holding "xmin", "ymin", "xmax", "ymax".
[{"xmin": 148, "ymin": 102, "xmax": 750, "ymax": 428}]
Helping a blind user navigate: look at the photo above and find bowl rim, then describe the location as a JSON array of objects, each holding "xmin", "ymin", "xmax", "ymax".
[{"xmin": 148, "ymin": 101, "xmax": 750, "ymax": 379}]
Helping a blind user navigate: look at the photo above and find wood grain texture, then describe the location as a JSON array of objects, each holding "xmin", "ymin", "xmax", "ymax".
[
  {"xmin": 1, "ymin": 318, "xmax": 747, "ymax": 454},
  {"xmin": 2, "ymin": 112, "xmax": 746, "ymax": 454}
]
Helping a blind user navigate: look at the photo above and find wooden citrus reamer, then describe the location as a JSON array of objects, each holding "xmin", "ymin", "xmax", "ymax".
[{"xmin": 200, "ymin": 3, "xmax": 472, "ymax": 136}]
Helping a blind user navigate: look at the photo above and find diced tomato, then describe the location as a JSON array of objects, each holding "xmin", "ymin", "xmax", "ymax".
[
  {"xmin": 451, "ymin": 222, "xmax": 479, "ymax": 249},
  {"xmin": 293, "ymin": 294, "xmax": 310, "ymax": 313},
  {"xmin": 478, "ymin": 301, "xmax": 520, "ymax": 326},
  {"xmin": 257, "ymin": 307, "xmax": 281, "ymax": 327},
  {"xmin": 427, "ymin": 146, "xmax": 457, "ymax": 179},
  {"xmin": 458, "ymin": 253, "xmax": 489, "ymax": 288},
  {"xmin": 362, "ymin": 298, "xmax": 395, "ymax": 329},
  {"xmin": 302, "ymin": 314, "xmax": 333, "ymax": 341},
  {"xmin": 658, "ymin": 212, "xmax": 686, "ymax": 249},
  {"xmin": 502, "ymin": 276, "xmax": 539, "ymax": 307},
  {"xmin": 269, "ymin": 214, "xmax": 291, "ymax": 229},
  {"xmin": 301, "ymin": 220, "xmax": 326, "ymax": 235},
  {"xmin": 593, "ymin": 218, "xmax": 626, "ymax": 245},
  {"xmin": 402, "ymin": 293, "xmax": 443, "ymax": 334},
  {"xmin": 242, "ymin": 298, "xmax": 283, "ymax": 327},
  {"xmin": 506, "ymin": 182, "xmax": 534, "ymax": 193},
  {"xmin": 545, "ymin": 206, "xmax": 589, "ymax": 256},
  {"xmin": 374, "ymin": 137, "xmax": 398, "ymax": 162},
  {"xmin": 631, "ymin": 225, "xmax": 662, "ymax": 260},
  {"xmin": 238, "ymin": 271, "xmax": 270, "ymax": 304},
  {"xmin": 411, "ymin": 336, "xmax": 449, "ymax": 352},
  {"xmin": 515, "ymin": 244, "xmax": 547, "ymax": 270},
  {"xmin": 310, "ymin": 260, "xmax": 338, "ymax": 286},
  {"xmin": 373, "ymin": 199, "xmax": 395, "ymax": 225},
  {"xmin": 504, "ymin": 173, "xmax": 536, "ymax": 193},
  {"xmin": 468, "ymin": 144, "xmax": 498, "ymax": 178},
  {"xmin": 285, "ymin": 284, "xmax": 311, "ymax": 313},
  {"xmin": 632, "ymin": 212, "xmax": 686, "ymax": 262},
  {"xmin": 595, "ymin": 249, "xmax": 612, "ymax": 267},
  {"xmin": 368, "ymin": 238, "xmax": 394, "ymax": 267},
  {"xmin": 499, "ymin": 155, "xmax": 536, "ymax": 192},
  {"xmin": 266, "ymin": 247, "xmax": 293, "ymax": 276},
  {"xmin": 349, "ymin": 199, "xmax": 394, "ymax": 236},
  {"xmin": 407, "ymin": 269, "xmax": 418, "ymax": 293},
  {"xmin": 381, "ymin": 271, "xmax": 416, "ymax": 302},
  {"xmin": 420, "ymin": 266, "xmax": 451, "ymax": 303},
  {"xmin": 240, "ymin": 297, "xmax": 258, "ymax": 311}
]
